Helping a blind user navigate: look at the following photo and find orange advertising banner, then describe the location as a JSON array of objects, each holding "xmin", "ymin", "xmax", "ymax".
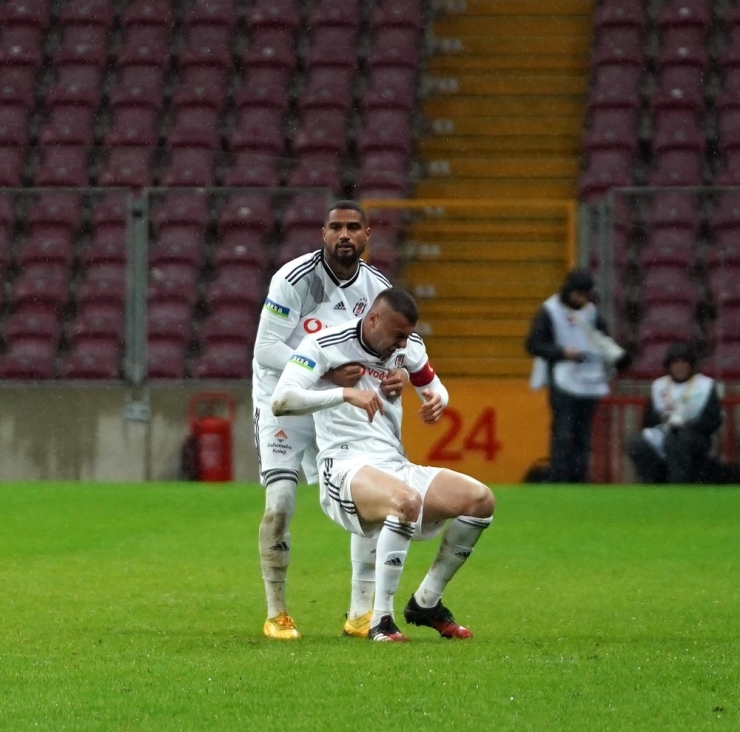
[{"xmin": 401, "ymin": 379, "xmax": 550, "ymax": 484}]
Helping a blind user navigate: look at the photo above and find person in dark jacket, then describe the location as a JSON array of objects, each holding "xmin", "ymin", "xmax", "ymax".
[
  {"xmin": 627, "ymin": 342, "xmax": 723, "ymax": 484},
  {"xmin": 525, "ymin": 269, "xmax": 628, "ymax": 483}
]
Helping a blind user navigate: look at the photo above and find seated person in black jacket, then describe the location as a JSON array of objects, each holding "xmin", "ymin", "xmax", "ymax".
[{"xmin": 627, "ymin": 343, "xmax": 722, "ymax": 484}]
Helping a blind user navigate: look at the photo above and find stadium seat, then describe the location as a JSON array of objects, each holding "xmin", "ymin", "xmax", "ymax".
[
  {"xmin": 647, "ymin": 150, "xmax": 704, "ymax": 186},
  {"xmin": 593, "ymin": 0, "xmax": 646, "ymax": 32},
  {"xmin": 185, "ymin": 0, "xmax": 238, "ymax": 29},
  {"xmin": 121, "ymin": 0, "xmax": 174, "ymax": 29},
  {"xmin": 26, "ymin": 193, "xmax": 82, "ymax": 233},
  {"xmin": 61, "ymin": 349, "xmax": 120, "ymax": 379},
  {"xmin": 308, "ymin": 0, "xmax": 360, "ymax": 30},
  {"xmin": 97, "ymin": 147, "xmax": 153, "ymax": 188},
  {"xmin": 700, "ymin": 342, "xmax": 740, "ymax": 379},
  {"xmin": 362, "ymin": 68, "xmax": 417, "ymax": 112},
  {"xmin": 117, "ymin": 28, "xmax": 172, "ymax": 70},
  {"xmin": 199, "ymin": 311, "xmax": 257, "ymax": 347},
  {"xmin": 656, "ymin": 28, "xmax": 709, "ymax": 71},
  {"xmin": 650, "ymin": 65, "xmax": 705, "ymax": 112},
  {"xmin": 638, "ymin": 245, "xmax": 693, "ymax": 287},
  {"xmin": 10, "ymin": 270, "xmax": 69, "ymax": 315},
  {"xmin": 0, "ymin": 27, "xmax": 44, "ymax": 71},
  {"xmin": 282, "ymin": 193, "xmax": 329, "ymax": 235},
  {"xmin": 218, "ymin": 193, "xmax": 273, "ymax": 237},
  {"xmin": 707, "ymin": 267, "xmax": 740, "ymax": 304},
  {"xmin": 652, "ymin": 109, "xmax": 706, "ymax": 154},
  {"xmin": 628, "ymin": 340, "xmax": 680, "ymax": 379},
  {"xmin": 39, "ymin": 107, "xmax": 96, "ymax": 147},
  {"xmin": 76, "ymin": 275, "xmax": 126, "ymax": 314},
  {"xmin": 233, "ymin": 69, "xmax": 290, "ymax": 112},
  {"xmin": 0, "ymin": 67, "xmax": 37, "ymax": 109},
  {"xmin": 153, "ymin": 193, "xmax": 209, "ymax": 234},
  {"xmin": 159, "ymin": 149, "xmax": 215, "ymax": 187},
  {"xmin": 192, "ymin": 342, "xmax": 250, "ymax": 378},
  {"xmin": 60, "ymin": 0, "xmax": 114, "ymax": 29},
  {"xmin": 0, "ymin": 342, "xmax": 56, "ymax": 379},
  {"xmin": 68, "ymin": 310, "xmax": 124, "ymax": 350},
  {"xmin": 587, "ymin": 65, "xmax": 641, "ymax": 111},
  {"xmin": 109, "ymin": 67, "xmax": 165, "ymax": 112},
  {"xmin": 287, "ymin": 153, "xmax": 343, "ymax": 193},
  {"xmin": 645, "ymin": 191, "xmax": 699, "ymax": 233},
  {"xmin": 148, "ymin": 310, "xmax": 192, "ymax": 348},
  {"xmin": 241, "ymin": 29, "xmax": 297, "ymax": 72},
  {"xmin": 355, "ymin": 151, "xmax": 410, "ymax": 197},
  {"xmin": 0, "ymin": 0, "xmax": 50, "ymax": 30},
  {"xmin": 149, "ymin": 235, "xmax": 204, "ymax": 271},
  {"xmin": 205, "ymin": 268, "xmax": 263, "ymax": 312},
  {"xmin": 34, "ymin": 148, "xmax": 89, "ymax": 187},
  {"xmin": 590, "ymin": 27, "xmax": 645, "ymax": 69},
  {"xmin": 0, "ymin": 148, "xmax": 24, "ymax": 186},
  {"xmin": 229, "ymin": 108, "xmax": 285, "ymax": 154},
  {"xmin": 148, "ymin": 269, "xmax": 199, "ymax": 308},
  {"xmin": 179, "ymin": 26, "xmax": 233, "ymax": 71},
  {"xmin": 298, "ymin": 68, "xmax": 354, "ymax": 112},
  {"xmin": 171, "ymin": 68, "xmax": 227, "ymax": 111},
  {"xmin": 247, "ymin": 0, "xmax": 301, "ymax": 32},
  {"xmin": 105, "ymin": 108, "xmax": 159, "ymax": 147},
  {"xmin": 54, "ymin": 26, "xmax": 109, "ymax": 68},
  {"xmin": 147, "ymin": 340, "xmax": 186, "ymax": 378},
  {"xmin": 4, "ymin": 312, "xmax": 61, "ymax": 349},
  {"xmin": 357, "ymin": 110, "xmax": 412, "ymax": 156},
  {"xmin": 0, "ymin": 106, "xmax": 30, "ymax": 146},
  {"xmin": 16, "ymin": 231, "xmax": 75, "ymax": 271},
  {"xmin": 367, "ymin": 29, "xmax": 421, "ymax": 70},
  {"xmin": 583, "ymin": 108, "xmax": 639, "ymax": 153},
  {"xmin": 371, "ymin": 0, "xmax": 424, "ymax": 32},
  {"xmin": 640, "ymin": 266, "xmax": 697, "ymax": 306},
  {"xmin": 713, "ymin": 150, "xmax": 740, "ymax": 186},
  {"xmin": 305, "ymin": 28, "xmax": 357, "ymax": 71},
  {"xmin": 578, "ymin": 150, "xmax": 633, "ymax": 200},
  {"xmin": 45, "ymin": 66, "xmax": 102, "ymax": 110},
  {"xmin": 167, "ymin": 107, "xmax": 221, "ymax": 150},
  {"xmin": 222, "ymin": 153, "xmax": 280, "ymax": 187},
  {"xmin": 636, "ymin": 302, "xmax": 696, "ymax": 344}
]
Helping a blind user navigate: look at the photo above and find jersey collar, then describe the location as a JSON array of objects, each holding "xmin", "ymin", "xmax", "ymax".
[
  {"xmin": 356, "ymin": 319, "xmax": 383, "ymax": 359},
  {"xmin": 321, "ymin": 250, "xmax": 362, "ymax": 288}
]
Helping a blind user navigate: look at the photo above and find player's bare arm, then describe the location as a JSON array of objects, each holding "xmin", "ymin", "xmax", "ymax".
[
  {"xmin": 342, "ymin": 388, "xmax": 384, "ymax": 422},
  {"xmin": 418, "ymin": 389, "xmax": 445, "ymax": 424},
  {"xmin": 325, "ymin": 363, "xmax": 365, "ymax": 387}
]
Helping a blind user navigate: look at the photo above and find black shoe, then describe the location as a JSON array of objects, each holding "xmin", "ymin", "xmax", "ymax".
[
  {"xmin": 403, "ymin": 595, "xmax": 472, "ymax": 639},
  {"xmin": 367, "ymin": 614, "xmax": 410, "ymax": 642}
]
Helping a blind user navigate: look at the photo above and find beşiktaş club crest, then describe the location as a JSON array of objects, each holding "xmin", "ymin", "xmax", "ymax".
[
  {"xmin": 353, "ymin": 298, "xmax": 368, "ymax": 316},
  {"xmin": 394, "ymin": 354, "xmax": 405, "ymax": 368}
]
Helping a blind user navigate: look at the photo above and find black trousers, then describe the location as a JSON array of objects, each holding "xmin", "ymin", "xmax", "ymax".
[
  {"xmin": 627, "ymin": 427, "xmax": 712, "ymax": 484},
  {"xmin": 548, "ymin": 386, "xmax": 599, "ymax": 483}
]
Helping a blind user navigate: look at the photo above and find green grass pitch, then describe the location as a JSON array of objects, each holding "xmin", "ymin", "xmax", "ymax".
[{"xmin": 1, "ymin": 482, "xmax": 738, "ymax": 732}]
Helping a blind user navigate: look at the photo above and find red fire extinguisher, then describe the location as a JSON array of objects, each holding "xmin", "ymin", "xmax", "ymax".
[{"xmin": 187, "ymin": 392, "xmax": 237, "ymax": 482}]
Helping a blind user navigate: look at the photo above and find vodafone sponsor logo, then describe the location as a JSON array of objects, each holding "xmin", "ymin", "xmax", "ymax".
[
  {"xmin": 360, "ymin": 365, "xmax": 389, "ymax": 381},
  {"xmin": 303, "ymin": 318, "xmax": 323, "ymax": 333}
]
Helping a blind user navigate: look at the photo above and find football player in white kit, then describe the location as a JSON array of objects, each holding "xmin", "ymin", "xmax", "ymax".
[
  {"xmin": 253, "ymin": 201, "xmax": 409, "ymax": 639},
  {"xmin": 272, "ymin": 288, "xmax": 495, "ymax": 642}
]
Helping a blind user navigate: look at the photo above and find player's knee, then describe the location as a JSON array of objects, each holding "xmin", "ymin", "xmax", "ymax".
[
  {"xmin": 465, "ymin": 482, "xmax": 494, "ymax": 519},
  {"xmin": 260, "ymin": 507, "xmax": 291, "ymax": 537},
  {"xmin": 394, "ymin": 486, "xmax": 422, "ymax": 523}
]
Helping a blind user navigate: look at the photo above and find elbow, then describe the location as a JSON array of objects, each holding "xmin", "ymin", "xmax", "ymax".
[{"xmin": 271, "ymin": 388, "xmax": 290, "ymax": 416}]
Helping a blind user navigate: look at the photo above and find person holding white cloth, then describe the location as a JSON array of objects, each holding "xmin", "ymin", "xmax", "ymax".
[
  {"xmin": 525, "ymin": 269, "xmax": 629, "ymax": 483},
  {"xmin": 627, "ymin": 342, "xmax": 722, "ymax": 484}
]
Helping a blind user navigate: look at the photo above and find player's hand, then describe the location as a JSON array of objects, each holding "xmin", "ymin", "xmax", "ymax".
[
  {"xmin": 381, "ymin": 368, "xmax": 409, "ymax": 400},
  {"xmin": 563, "ymin": 347, "xmax": 585, "ymax": 362},
  {"xmin": 325, "ymin": 362, "xmax": 364, "ymax": 387},
  {"xmin": 343, "ymin": 388, "xmax": 384, "ymax": 422},
  {"xmin": 418, "ymin": 389, "xmax": 444, "ymax": 424}
]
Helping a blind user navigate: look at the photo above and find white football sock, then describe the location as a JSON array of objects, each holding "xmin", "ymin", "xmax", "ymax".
[
  {"xmin": 372, "ymin": 516, "xmax": 414, "ymax": 624},
  {"xmin": 258, "ymin": 477, "xmax": 297, "ymax": 618},
  {"xmin": 348, "ymin": 533, "xmax": 377, "ymax": 619},
  {"xmin": 414, "ymin": 515, "xmax": 493, "ymax": 609}
]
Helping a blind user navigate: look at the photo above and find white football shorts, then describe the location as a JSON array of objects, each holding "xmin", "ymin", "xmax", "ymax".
[
  {"xmin": 318, "ymin": 455, "xmax": 446, "ymax": 540},
  {"xmin": 253, "ymin": 405, "xmax": 317, "ymax": 485}
]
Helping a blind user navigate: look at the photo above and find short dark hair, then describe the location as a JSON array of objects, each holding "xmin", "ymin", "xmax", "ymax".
[
  {"xmin": 325, "ymin": 200, "xmax": 368, "ymax": 226},
  {"xmin": 376, "ymin": 287, "xmax": 418, "ymax": 324}
]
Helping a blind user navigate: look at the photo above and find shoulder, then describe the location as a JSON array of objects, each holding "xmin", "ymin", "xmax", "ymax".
[
  {"xmin": 358, "ymin": 260, "xmax": 392, "ymax": 289},
  {"xmin": 315, "ymin": 321, "xmax": 359, "ymax": 349},
  {"xmin": 274, "ymin": 250, "xmax": 323, "ymax": 287}
]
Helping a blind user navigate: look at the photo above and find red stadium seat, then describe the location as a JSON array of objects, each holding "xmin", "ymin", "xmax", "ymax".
[
  {"xmin": 652, "ymin": 109, "xmax": 706, "ymax": 154},
  {"xmin": 222, "ymin": 153, "xmax": 280, "ymax": 187},
  {"xmin": 148, "ymin": 310, "xmax": 192, "ymax": 347},
  {"xmin": 54, "ymin": 26, "xmax": 109, "ymax": 68},
  {"xmin": 171, "ymin": 67, "xmax": 227, "ymax": 111},
  {"xmin": 298, "ymin": 68, "xmax": 354, "ymax": 112},
  {"xmin": 234, "ymin": 68, "xmax": 290, "ymax": 112},
  {"xmin": 0, "ymin": 342, "xmax": 56, "ymax": 379},
  {"xmin": 357, "ymin": 110, "xmax": 412, "ymax": 155},
  {"xmin": 147, "ymin": 340, "xmax": 186, "ymax": 378},
  {"xmin": 247, "ymin": 0, "xmax": 300, "ymax": 32},
  {"xmin": 27, "ymin": 193, "xmax": 83, "ymax": 233},
  {"xmin": 61, "ymin": 345, "xmax": 120, "ymax": 379},
  {"xmin": 229, "ymin": 108, "xmax": 285, "ymax": 154},
  {"xmin": 159, "ymin": 149, "xmax": 215, "ymax": 187},
  {"xmin": 370, "ymin": 0, "xmax": 424, "ymax": 31},
  {"xmin": 60, "ymin": 0, "xmax": 114, "ymax": 29},
  {"xmin": 0, "ymin": 106, "xmax": 30, "ymax": 146},
  {"xmin": 4, "ymin": 312, "xmax": 61, "ymax": 348},
  {"xmin": 167, "ymin": 107, "xmax": 221, "ymax": 149},
  {"xmin": 205, "ymin": 268, "xmax": 263, "ymax": 312},
  {"xmin": 0, "ymin": 148, "xmax": 24, "ymax": 186},
  {"xmin": 97, "ymin": 147, "xmax": 153, "ymax": 188},
  {"xmin": 199, "ymin": 311, "xmax": 257, "ymax": 347},
  {"xmin": 81, "ymin": 225, "xmax": 127, "ymax": 269},
  {"xmin": 10, "ymin": 270, "xmax": 69, "ymax": 315},
  {"xmin": 305, "ymin": 28, "xmax": 358, "ymax": 72},
  {"xmin": 287, "ymin": 153, "xmax": 343, "ymax": 193},
  {"xmin": 185, "ymin": 0, "xmax": 238, "ymax": 29},
  {"xmin": 636, "ymin": 302, "xmax": 696, "ymax": 344},
  {"xmin": 367, "ymin": 29, "xmax": 420, "ymax": 70},
  {"xmin": 361, "ymin": 68, "xmax": 417, "ymax": 112},
  {"xmin": 0, "ymin": 0, "xmax": 50, "ymax": 30},
  {"xmin": 34, "ymin": 148, "xmax": 89, "ymax": 187},
  {"xmin": 153, "ymin": 193, "xmax": 209, "ymax": 234},
  {"xmin": 121, "ymin": 0, "xmax": 174, "ymax": 29},
  {"xmin": 193, "ymin": 342, "xmax": 250, "ymax": 378},
  {"xmin": 39, "ymin": 107, "xmax": 96, "ymax": 147},
  {"xmin": 241, "ymin": 29, "xmax": 297, "ymax": 72},
  {"xmin": 0, "ymin": 67, "xmax": 37, "ymax": 109},
  {"xmin": 45, "ymin": 66, "xmax": 102, "ymax": 110},
  {"xmin": 109, "ymin": 67, "xmax": 165, "ymax": 112}
]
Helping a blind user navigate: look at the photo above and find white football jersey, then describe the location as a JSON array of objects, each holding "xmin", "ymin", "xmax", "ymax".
[
  {"xmin": 276, "ymin": 318, "xmax": 439, "ymax": 463},
  {"xmin": 251, "ymin": 249, "xmax": 391, "ymax": 406}
]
